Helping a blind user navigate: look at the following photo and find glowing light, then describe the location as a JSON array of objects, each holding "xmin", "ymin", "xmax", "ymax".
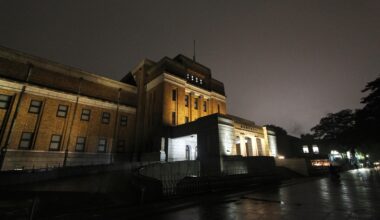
[
  {"xmin": 278, "ymin": 155, "xmax": 285, "ymax": 159},
  {"xmin": 312, "ymin": 145, "xmax": 319, "ymax": 154},
  {"xmin": 303, "ymin": 146, "xmax": 309, "ymax": 154},
  {"xmin": 346, "ymin": 151, "xmax": 351, "ymax": 159},
  {"xmin": 311, "ymin": 159, "xmax": 330, "ymax": 167}
]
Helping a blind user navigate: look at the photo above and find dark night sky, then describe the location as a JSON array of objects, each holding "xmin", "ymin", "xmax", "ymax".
[{"xmin": 1, "ymin": 0, "xmax": 379, "ymax": 136}]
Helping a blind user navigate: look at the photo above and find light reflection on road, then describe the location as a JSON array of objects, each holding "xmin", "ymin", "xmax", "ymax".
[{"xmin": 152, "ymin": 168, "xmax": 380, "ymax": 220}]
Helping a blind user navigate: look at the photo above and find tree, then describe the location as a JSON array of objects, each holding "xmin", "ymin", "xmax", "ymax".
[
  {"xmin": 311, "ymin": 109, "xmax": 357, "ymax": 151},
  {"xmin": 357, "ymin": 76, "xmax": 380, "ymax": 142},
  {"xmin": 265, "ymin": 124, "xmax": 287, "ymax": 136}
]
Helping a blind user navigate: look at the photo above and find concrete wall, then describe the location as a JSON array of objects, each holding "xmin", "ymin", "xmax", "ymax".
[
  {"xmin": 223, "ymin": 156, "xmax": 276, "ymax": 176},
  {"xmin": 1, "ymin": 149, "xmax": 112, "ymax": 170},
  {"xmin": 139, "ymin": 160, "xmax": 200, "ymax": 180},
  {"xmin": 275, "ymin": 158, "xmax": 308, "ymax": 176}
]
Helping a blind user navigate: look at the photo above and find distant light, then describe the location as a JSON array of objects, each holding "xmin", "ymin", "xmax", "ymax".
[
  {"xmin": 366, "ymin": 154, "xmax": 370, "ymax": 158},
  {"xmin": 312, "ymin": 145, "xmax": 319, "ymax": 154},
  {"xmin": 346, "ymin": 151, "xmax": 351, "ymax": 159},
  {"xmin": 278, "ymin": 155, "xmax": 285, "ymax": 159},
  {"xmin": 302, "ymin": 146, "xmax": 309, "ymax": 154}
]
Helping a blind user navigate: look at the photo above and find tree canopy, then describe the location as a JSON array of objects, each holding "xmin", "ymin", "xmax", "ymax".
[{"xmin": 310, "ymin": 76, "xmax": 380, "ymax": 158}]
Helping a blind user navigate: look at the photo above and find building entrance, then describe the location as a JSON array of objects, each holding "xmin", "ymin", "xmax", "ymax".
[{"xmin": 168, "ymin": 134, "xmax": 197, "ymax": 162}]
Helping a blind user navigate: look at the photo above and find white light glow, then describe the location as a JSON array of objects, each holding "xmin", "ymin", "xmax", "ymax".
[{"xmin": 303, "ymin": 146, "xmax": 309, "ymax": 154}]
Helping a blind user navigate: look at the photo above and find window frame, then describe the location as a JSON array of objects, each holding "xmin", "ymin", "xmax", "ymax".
[
  {"xmin": 185, "ymin": 95, "xmax": 189, "ymax": 107},
  {"xmin": 120, "ymin": 115, "xmax": 128, "ymax": 126},
  {"xmin": 19, "ymin": 132, "xmax": 33, "ymax": 149},
  {"xmin": 75, "ymin": 136, "xmax": 86, "ymax": 152},
  {"xmin": 28, "ymin": 100, "xmax": 42, "ymax": 114},
  {"xmin": 171, "ymin": 112, "xmax": 176, "ymax": 125},
  {"xmin": 49, "ymin": 134, "xmax": 62, "ymax": 151},
  {"xmin": 172, "ymin": 89, "xmax": 177, "ymax": 101},
  {"xmin": 81, "ymin": 109, "xmax": 91, "ymax": 121},
  {"xmin": 117, "ymin": 140, "xmax": 125, "ymax": 153},
  {"xmin": 56, "ymin": 104, "xmax": 69, "ymax": 118},
  {"xmin": 194, "ymin": 98, "xmax": 198, "ymax": 110},
  {"xmin": 101, "ymin": 112, "xmax": 111, "ymax": 124},
  {"xmin": 97, "ymin": 138, "xmax": 107, "ymax": 153},
  {"xmin": 0, "ymin": 94, "xmax": 12, "ymax": 109}
]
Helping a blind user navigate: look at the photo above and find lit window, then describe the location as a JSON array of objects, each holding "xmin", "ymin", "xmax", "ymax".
[
  {"xmin": 196, "ymin": 77, "xmax": 198, "ymax": 83},
  {"xmin": 57, "ymin": 105, "xmax": 68, "ymax": 118},
  {"xmin": 303, "ymin": 146, "xmax": 309, "ymax": 154},
  {"xmin": 75, "ymin": 137, "xmax": 86, "ymax": 152},
  {"xmin": 0, "ymin": 94, "xmax": 12, "ymax": 109},
  {"xmin": 185, "ymin": 95, "xmax": 189, "ymax": 107},
  {"xmin": 200, "ymin": 79, "xmax": 203, "ymax": 85},
  {"xmin": 19, "ymin": 132, "xmax": 33, "ymax": 149},
  {"xmin": 191, "ymin": 75, "xmax": 194, "ymax": 81},
  {"xmin": 28, "ymin": 100, "xmax": 42, "ymax": 114},
  {"xmin": 102, "ymin": 112, "xmax": 111, "ymax": 124},
  {"xmin": 98, "ymin": 138, "xmax": 107, "ymax": 152},
  {"xmin": 81, "ymin": 109, "xmax": 91, "ymax": 121},
  {"xmin": 186, "ymin": 74, "xmax": 189, "ymax": 79},
  {"xmin": 312, "ymin": 145, "xmax": 319, "ymax": 154},
  {"xmin": 194, "ymin": 98, "xmax": 198, "ymax": 109},
  {"xmin": 49, "ymin": 135, "xmax": 62, "ymax": 151}
]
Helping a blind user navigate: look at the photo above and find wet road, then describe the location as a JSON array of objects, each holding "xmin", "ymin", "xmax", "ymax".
[{"xmin": 150, "ymin": 168, "xmax": 380, "ymax": 220}]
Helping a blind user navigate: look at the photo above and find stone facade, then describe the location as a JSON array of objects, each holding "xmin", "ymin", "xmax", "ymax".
[
  {"xmin": 0, "ymin": 46, "xmax": 277, "ymax": 171},
  {"xmin": 0, "ymin": 46, "xmax": 137, "ymax": 170}
]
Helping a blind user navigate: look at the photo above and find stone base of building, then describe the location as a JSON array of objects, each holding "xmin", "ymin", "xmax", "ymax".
[{"xmin": 0, "ymin": 149, "xmax": 112, "ymax": 171}]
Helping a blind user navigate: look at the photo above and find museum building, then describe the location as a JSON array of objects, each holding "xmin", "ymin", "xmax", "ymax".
[{"xmin": 0, "ymin": 46, "xmax": 277, "ymax": 171}]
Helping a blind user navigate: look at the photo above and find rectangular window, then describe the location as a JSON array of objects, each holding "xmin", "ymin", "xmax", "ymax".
[
  {"xmin": 0, "ymin": 94, "xmax": 12, "ymax": 109},
  {"xmin": 203, "ymin": 101, "xmax": 207, "ymax": 112},
  {"xmin": 28, "ymin": 100, "xmax": 42, "ymax": 114},
  {"xmin": 49, "ymin": 135, "xmax": 62, "ymax": 151},
  {"xmin": 172, "ymin": 112, "xmax": 176, "ymax": 125},
  {"xmin": 185, "ymin": 116, "xmax": 189, "ymax": 123},
  {"xmin": 194, "ymin": 98, "xmax": 198, "ymax": 109},
  {"xmin": 102, "ymin": 112, "xmax": 110, "ymax": 124},
  {"xmin": 312, "ymin": 145, "xmax": 319, "ymax": 154},
  {"xmin": 120, "ymin": 115, "xmax": 128, "ymax": 126},
  {"xmin": 217, "ymin": 104, "xmax": 220, "ymax": 113},
  {"xmin": 98, "ymin": 138, "xmax": 107, "ymax": 152},
  {"xmin": 81, "ymin": 109, "xmax": 91, "ymax": 121},
  {"xmin": 19, "ymin": 132, "xmax": 33, "ymax": 149},
  {"xmin": 172, "ymin": 89, "xmax": 177, "ymax": 101},
  {"xmin": 303, "ymin": 146, "xmax": 309, "ymax": 154},
  {"xmin": 75, "ymin": 137, "xmax": 86, "ymax": 152},
  {"xmin": 185, "ymin": 95, "xmax": 189, "ymax": 107},
  {"xmin": 117, "ymin": 140, "xmax": 125, "ymax": 153},
  {"xmin": 256, "ymin": 138, "xmax": 263, "ymax": 156},
  {"xmin": 56, "ymin": 105, "xmax": 68, "ymax": 118}
]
